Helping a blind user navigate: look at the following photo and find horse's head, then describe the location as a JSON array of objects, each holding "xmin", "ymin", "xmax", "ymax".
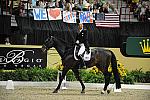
[
  {"xmin": 41, "ymin": 36, "xmax": 55, "ymax": 53},
  {"xmin": 42, "ymin": 35, "xmax": 73, "ymax": 58}
]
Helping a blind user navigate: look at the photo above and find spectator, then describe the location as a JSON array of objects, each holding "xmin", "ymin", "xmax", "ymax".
[
  {"xmin": 47, "ymin": 0, "xmax": 55, "ymax": 8},
  {"xmin": 39, "ymin": 0, "xmax": 46, "ymax": 8},
  {"xmin": 58, "ymin": 0, "xmax": 64, "ymax": 8},
  {"xmin": 82, "ymin": 2, "xmax": 91, "ymax": 11},
  {"xmin": 36, "ymin": 1, "xmax": 40, "ymax": 7},
  {"xmin": 139, "ymin": 3, "xmax": 146, "ymax": 21},
  {"xmin": 92, "ymin": 0, "xmax": 101, "ymax": 13},
  {"xmin": 103, "ymin": 1, "xmax": 118, "ymax": 14},
  {"xmin": 64, "ymin": 0, "xmax": 72, "ymax": 11},
  {"xmin": 19, "ymin": 1, "xmax": 25, "ymax": 16},
  {"xmin": 145, "ymin": 5, "xmax": 150, "ymax": 21},
  {"xmin": 78, "ymin": 0, "xmax": 83, "ymax": 11},
  {"xmin": 5, "ymin": 37, "xmax": 11, "ymax": 45},
  {"xmin": 55, "ymin": 0, "xmax": 59, "ymax": 7}
]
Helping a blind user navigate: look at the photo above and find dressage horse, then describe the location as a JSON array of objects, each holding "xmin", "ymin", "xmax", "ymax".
[{"xmin": 42, "ymin": 36, "xmax": 121, "ymax": 94}]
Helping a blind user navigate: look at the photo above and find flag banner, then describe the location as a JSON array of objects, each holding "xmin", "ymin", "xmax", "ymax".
[
  {"xmin": 63, "ymin": 11, "xmax": 76, "ymax": 23},
  {"xmin": 79, "ymin": 11, "xmax": 93, "ymax": 23},
  {"xmin": 95, "ymin": 13, "xmax": 120, "ymax": 28},
  {"xmin": 33, "ymin": 8, "xmax": 48, "ymax": 20},
  {"xmin": 48, "ymin": 8, "xmax": 62, "ymax": 20}
]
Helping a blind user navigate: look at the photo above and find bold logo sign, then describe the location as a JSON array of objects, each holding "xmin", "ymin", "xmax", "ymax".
[
  {"xmin": 0, "ymin": 47, "xmax": 47, "ymax": 69},
  {"xmin": 139, "ymin": 39, "xmax": 150, "ymax": 54},
  {"xmin": 126, "ymin": 37, "xmax": 150, "ymax": 57},
  {"xmin": 79, "ymin": 11, "xmax": 93, "ymax": 23},
  {"xmin": 33, "ymin": 8, "xmax": 62, "ymax": 20},
  {"xmin": 63, "ymin": 11, "xmax": 76, "ymax": 23}
]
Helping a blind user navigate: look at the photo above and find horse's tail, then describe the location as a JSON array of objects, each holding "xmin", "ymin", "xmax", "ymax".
[{"xmin": 110, "ymin": 51, "xmax": 121, "ymax": 89}]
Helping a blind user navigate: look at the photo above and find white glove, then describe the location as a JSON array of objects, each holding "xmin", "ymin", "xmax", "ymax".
[{"xmin": 76, "ymin": 40, "xmax": 79, "ymax": 44}]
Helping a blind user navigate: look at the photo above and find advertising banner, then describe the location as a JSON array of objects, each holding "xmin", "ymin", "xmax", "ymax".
[
  {"xmin": 0, "ymin": 47, "xmax": 47, "ymax": 69},
  {"xmin": 126, "ymin": 37, "xmax": 150, "ymax": 57}
]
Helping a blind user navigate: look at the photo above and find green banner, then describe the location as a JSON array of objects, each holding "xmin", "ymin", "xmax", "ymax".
[{"xmin": 126, "ymin": 37, "xmax": 150, "ymax": 57}]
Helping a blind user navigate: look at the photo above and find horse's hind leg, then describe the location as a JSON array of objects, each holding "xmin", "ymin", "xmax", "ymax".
[
  {"xmin": 101, "ymin": 72, "xmax": 111, "ymax": 94},
  {"xmin": 53, "ymin": 67, "xmax": 69, "ymax": 93},
  {"xmin": 72, "ymin": 68, "xmax": 85, "ymax": 93}
]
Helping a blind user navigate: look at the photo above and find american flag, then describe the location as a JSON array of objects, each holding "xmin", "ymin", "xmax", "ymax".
[{"xmin": 95, "ymin": 13, "xmax": 120, "ymax": 28}]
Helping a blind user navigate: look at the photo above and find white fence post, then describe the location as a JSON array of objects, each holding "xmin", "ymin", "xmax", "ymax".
[
  {"xmin": 57, "ymin": 70, "xmax": 67, "ymax": 89},
  {"xmin": 6, "ymin": 80, "xmax": 14, "ymax": 90}
]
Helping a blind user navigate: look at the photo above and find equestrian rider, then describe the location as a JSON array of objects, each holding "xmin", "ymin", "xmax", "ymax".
[{"xmin": 75, "ymin": 23, "xmax": 90, "ymax": 68}]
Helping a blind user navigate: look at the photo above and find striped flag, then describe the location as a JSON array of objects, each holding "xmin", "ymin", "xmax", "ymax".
[{"xmin": 95, "ymin": 13, "xmax": 120, "ymax": 28}]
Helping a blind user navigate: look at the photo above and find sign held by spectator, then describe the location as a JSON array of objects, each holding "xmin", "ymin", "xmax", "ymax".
[
  {"xmin": 48, "ymin": 8, "xmax": 62, "ymax": 20},
  {"xmin": 79, "ymin": 11, "xmax": 93, "ymax": 23},
  {"xmin": 33, "ymin": 8, "xmax": 62, "ymax": 20},
  {"xmin": 63, "ymin": 11, "xmax": 76, "ymax": 23},
  {"xmin": 33, "ymin": 8, "xmax": 48, "ymax": 20}
]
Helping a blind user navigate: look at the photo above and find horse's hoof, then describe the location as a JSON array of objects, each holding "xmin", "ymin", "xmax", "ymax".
[
  {"xmin": 81, "ymin": 91, "xmax": 85, "ymax": 94},
  {"xmin": 114, "ymin": 88, "xmax": 122, "ymax": 92},
  {"xmin": 101, "ymin": 90, "xmax": 105, "ymax": 94},
  {"xmin": 107, "ymin": 90, "xmax": 111, "ymax": 94},
  {"xmin": 52, "ymin": 90, "xmax": 58, "ymax": 93}
]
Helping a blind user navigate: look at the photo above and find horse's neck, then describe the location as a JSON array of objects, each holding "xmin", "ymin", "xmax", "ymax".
[
  {"xmin": 53, "ymin": 37, "xmax": 74, "ymax": 59},
  {"xmin": 54, "ymin": 39, "xmax": 66, "ymax": 59}
]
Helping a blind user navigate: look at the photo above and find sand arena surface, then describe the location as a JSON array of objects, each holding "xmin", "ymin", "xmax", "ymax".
[{"xmin": 0, "ymin": 86, "xmax": 150, "ymax": 100}]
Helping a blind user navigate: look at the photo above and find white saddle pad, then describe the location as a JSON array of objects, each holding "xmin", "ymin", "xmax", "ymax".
[
  {"xmin": 74, "ymin": 45, "xmax": 91, "ymax": 61},
  {"xmin": 83, "ymin": 49, "xmax": 91, "ymax": 61}
]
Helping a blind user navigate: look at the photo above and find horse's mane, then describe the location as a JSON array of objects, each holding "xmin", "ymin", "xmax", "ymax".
[
  {"xmin": 53, "ymin": 36, "xmax": 74, "ymax": 48},
  {"xmin": 52, "ymin": 36, "xmax": 75, "ymax": 59}
]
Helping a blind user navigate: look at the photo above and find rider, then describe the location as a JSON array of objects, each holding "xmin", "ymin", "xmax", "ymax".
[{"xmin": 75, "ymin": 23, "xmax": 90, "ymax": 68}]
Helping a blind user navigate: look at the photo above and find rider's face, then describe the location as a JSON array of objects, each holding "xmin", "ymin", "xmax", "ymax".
[{"xmin": 79, "ymin": 23, "xmax": 83, "ymax": 30}]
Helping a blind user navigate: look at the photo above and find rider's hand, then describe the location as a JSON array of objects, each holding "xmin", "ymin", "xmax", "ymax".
[
  {"xmin": 76, "ymin": 40, "xmax": 79, "ymax": 44},
  {"xmin": 86, "ymin": 49, "xmax": 90, "ymax": 54}
]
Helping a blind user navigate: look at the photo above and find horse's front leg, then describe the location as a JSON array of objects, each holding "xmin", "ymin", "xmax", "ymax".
[
  {"xmin": 53, "ymin": 68, "xmax": 69, "ymax": 93},
  {"xmin": 101, "ymin": 72, "xmax": 111, "ymax": 94},
  {"xmin": 72, "ymin": 68, "xmax": 85, "ymax": 93}
]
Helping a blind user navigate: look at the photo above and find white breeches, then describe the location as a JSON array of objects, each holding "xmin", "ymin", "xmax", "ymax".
[{"xmin": 78, "ymin": 43, "xmax": 85, "ymax": 56}]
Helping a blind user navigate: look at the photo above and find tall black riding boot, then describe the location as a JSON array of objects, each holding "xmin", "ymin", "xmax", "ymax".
[{"xmin": 78, "ymin": 55, "xmax": 86, "ymax": 69}]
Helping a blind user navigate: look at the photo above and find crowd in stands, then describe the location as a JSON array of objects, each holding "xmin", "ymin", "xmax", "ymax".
[
  {"xmin": 1, "ymin": 0, "xmax": 150, "ymax": 21},
  {"xmin": 17, "ymin": 0, "xmax": 119, "ymax": 16},
  {"xmin": 124, "ymin": 0, "xmax": 150, "ymax": 21}
]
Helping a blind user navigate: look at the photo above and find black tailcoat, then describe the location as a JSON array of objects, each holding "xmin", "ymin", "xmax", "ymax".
[{"xmin": 76, "ymin": 29, "xmax": 89, "ymax": 51}]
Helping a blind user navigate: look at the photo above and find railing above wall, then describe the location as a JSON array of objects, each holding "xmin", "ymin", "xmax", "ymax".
[{"xmin": 120, "ymin": 7, "xmax": 138, "ymax": 22}]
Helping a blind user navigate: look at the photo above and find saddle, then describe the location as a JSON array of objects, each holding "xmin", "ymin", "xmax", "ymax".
[{"xmin": 74, "ymin": 45, "xmax": 91, "ymax": 61}]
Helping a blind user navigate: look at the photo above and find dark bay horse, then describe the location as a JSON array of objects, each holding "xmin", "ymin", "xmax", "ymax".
[{"xmin": 42, "ymin": 36, "xmax": 121, "ymax": 94}]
